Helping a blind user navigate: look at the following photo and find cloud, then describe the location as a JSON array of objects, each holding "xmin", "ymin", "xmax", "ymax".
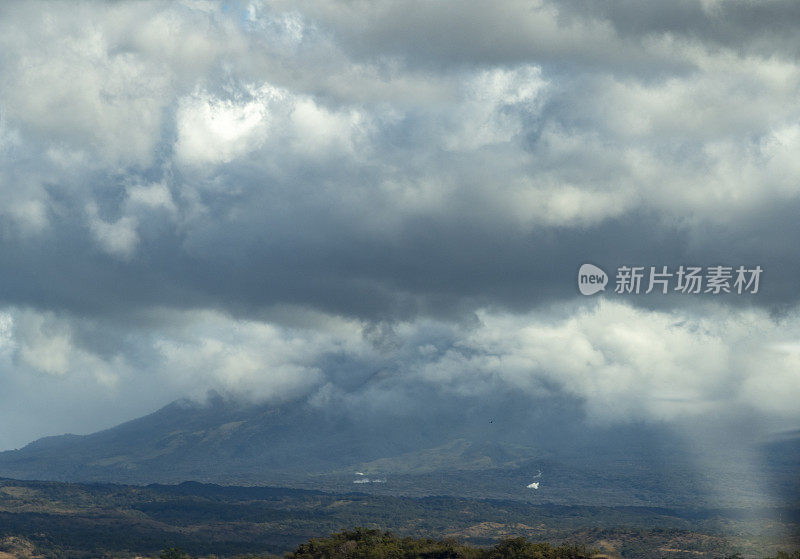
[
  {"xmin": 126, "ymin": 181, "xmax": 177, "ymax": 214},
  {"xmin": 0, "ymin": 297, "xmax": 798, "ymax": 451},
  {"xmin": 0, "ymin": 4, "xmax": 169, "ymax": 166},
  {"xmin": 410, "ymin": 300, "xmax": 800, "ymax": 423},
  {"xmin": 11, "ymin": 310, "xmax": 121, "ymax": 389},
  {"xmin": 0, "ymin": 306, "xmax": 370, "ymax": 448},
  {"xmin": 175, "ymin": 86, "xmax": 275, "ymax": 165},
  {"xmin": 14, "ymin": 311, "xmax": 72, "ymax": 376},
  {"xmin": 86, "ymin": 202, "xmax": 139, "ymax": 259},
  {"xmin": 0, "ymin": 0, "xmax": 799, "ymax": 450},
  {"xmin": 152, "ymin": 309, "xmax": 366, "ymax": 401}
]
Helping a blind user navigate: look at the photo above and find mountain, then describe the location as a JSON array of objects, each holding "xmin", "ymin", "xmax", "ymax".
[{"xmin": 0, "ymin": 392, "xmax": 797, "ymax": 509}]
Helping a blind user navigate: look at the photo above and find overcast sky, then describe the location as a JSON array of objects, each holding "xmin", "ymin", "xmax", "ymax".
[{"xmin": 1, "ymin": 0, "xmax": 800, "ymax": 450}]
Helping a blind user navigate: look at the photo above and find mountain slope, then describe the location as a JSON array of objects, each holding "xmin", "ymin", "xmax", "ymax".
[{"xmin": 0, "ymin": 392, "xmax": 796, "ymax": 509}]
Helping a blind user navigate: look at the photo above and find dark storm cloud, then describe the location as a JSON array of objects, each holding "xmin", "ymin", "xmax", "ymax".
[
  {"xmin": 294, "ymin": 0, "xmax": 800, "ymax": 72},
  {"xmin": 557, "ymin": 0, "xmax": 800, "ymax": 60},
  {"xmin": 0, "ymin": 161, "xmax": 793, "ymax": 323}
]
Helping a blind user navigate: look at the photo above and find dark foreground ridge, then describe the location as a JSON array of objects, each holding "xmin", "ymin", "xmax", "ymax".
[
  {"xmin": 0, "ymin": 477, "xmax": 798, "ymax": 558},
  {"xmin": 286, "ymin": 528, "xmax": 593, "ymax": 558}
]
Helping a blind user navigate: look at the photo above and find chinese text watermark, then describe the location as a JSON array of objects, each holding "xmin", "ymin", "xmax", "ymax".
[{"xmin": 578, "ymin": 264, "xmax": 762, "ymax": 296}]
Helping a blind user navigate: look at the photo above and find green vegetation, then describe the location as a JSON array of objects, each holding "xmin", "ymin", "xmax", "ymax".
[
  {"xmin": 0, "ymin": 478, "xmax": 796, "ymax": 558},
  {"xmin": 152, "ymin": 530, "xmax": 799, "ymax": 559},
  {"xmin": 287, "ymin": 529, "xmax": 591, "ymax": 559},
  {"xmin": 160, "ymin": 548, "xmax": 191, "ymax": 559}
]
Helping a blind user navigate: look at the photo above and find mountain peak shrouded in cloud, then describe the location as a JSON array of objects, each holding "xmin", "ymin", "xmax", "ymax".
[
  {"xmin": 0, "ymin": 3, "xmax": 798, "ymax": 530},
  {"xmin": 1, "ymin": 387, "xmax": 796, "ymax": 513}
]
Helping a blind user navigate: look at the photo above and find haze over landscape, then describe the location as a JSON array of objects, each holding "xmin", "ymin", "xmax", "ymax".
[{"xmin": 0, "ymin": 1, "xmax": 798, "ymax": 557}]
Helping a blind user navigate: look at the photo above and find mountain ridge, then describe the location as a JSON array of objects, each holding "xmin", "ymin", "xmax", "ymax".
[{"xmin": 0, "ymin": 391, "xmax": 797, "ymax": 509}]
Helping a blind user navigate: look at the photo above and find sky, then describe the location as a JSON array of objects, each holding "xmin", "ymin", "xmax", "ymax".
[{"xmin": 1, "ymin": 0, "xmax": 800, "ymax": 451}]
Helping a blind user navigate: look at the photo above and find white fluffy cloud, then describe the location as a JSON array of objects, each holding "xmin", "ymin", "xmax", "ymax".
[
  {"xmin": 153, "ymin": 309, "xmax": 367, "ymax": 401},
  {"xmin": 2, "ymin": 1, "xmax": 799, "ymax": 232},
  {"xmin": 175, "ymin": 86, "xmax": 276, "ymax": 165},
  {"xmin": 412, "ymin": 301, "xmax": 800, "ymax": 422},
  {"xmin": 12, "ymin": 310, "xmax": 121, "ymax": 387}
]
